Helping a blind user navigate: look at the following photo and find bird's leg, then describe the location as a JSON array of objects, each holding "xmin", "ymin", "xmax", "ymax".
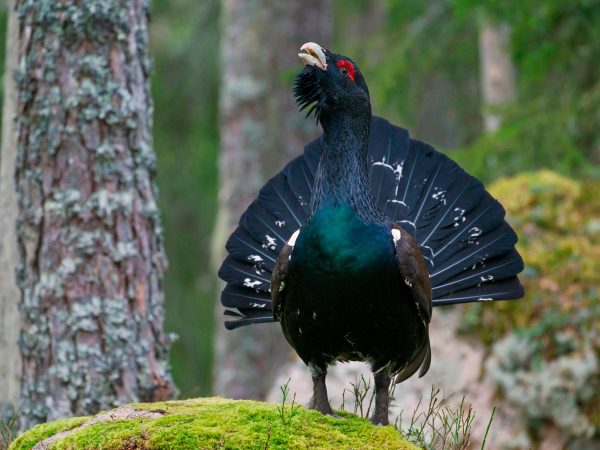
[
  {"xmin": 307, "ymin": 363, "xmax": 334, "ymax": 416},
  {"xmin": 370, "ymin": 368, "xmax": 392, "ymax": 425}
]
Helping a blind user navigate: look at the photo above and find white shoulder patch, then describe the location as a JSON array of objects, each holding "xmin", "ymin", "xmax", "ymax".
[
  {"xmin": 287, "ymin": 229, "xmax": 300, "ymax": 247},
  {"xmin": 392, "ymin": 228, "xmax": 402, "ymax": 245}
]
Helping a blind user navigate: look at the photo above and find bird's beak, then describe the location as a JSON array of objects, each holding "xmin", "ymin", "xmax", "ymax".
[{"xmin": 298, "ymin": 42, "xmax": 327, "ymax": 71}]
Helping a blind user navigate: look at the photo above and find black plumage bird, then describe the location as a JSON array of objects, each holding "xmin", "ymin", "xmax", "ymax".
[{"xmin": 219, "ymin": 42, "xmax": 524, "ymax": 425}]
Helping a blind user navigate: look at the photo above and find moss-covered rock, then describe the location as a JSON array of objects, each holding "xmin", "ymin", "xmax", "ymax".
[
  {"xmin": 460, "ymin": 170, "xmax": 600, "ymax": 440},
  {"xmin": 10, "ymin": 397, "xmax": 419, "ymax": 450},
  {"xmin": 462, "ymin": 170, "xmax": 600, "ymax": 343}
]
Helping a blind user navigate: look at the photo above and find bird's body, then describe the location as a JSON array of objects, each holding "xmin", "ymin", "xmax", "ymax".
[
  {"xmin": 283, "ymin": 206, "xmax": 426, "ymax": 374},
  {"xmin": 218, "ymin": 42, "xmax": 524, "ymax": 424}
]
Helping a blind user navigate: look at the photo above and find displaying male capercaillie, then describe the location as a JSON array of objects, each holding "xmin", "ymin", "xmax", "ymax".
[{"xmin": 218, "ymin": 42, "xmax": 524, "ymax": 425}]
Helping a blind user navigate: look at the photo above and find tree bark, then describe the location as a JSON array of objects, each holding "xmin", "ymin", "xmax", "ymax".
[
  {"xmin": 479, "ymin": 22, "xmax": 516, "ymax": 132},
  {"xmin": 14, "ymin": 0, "xmax": 176, "ymax": 428},
  {"xmin": 214, "ymin": 0, "xmax": 331, "ymax": 399},
  {"xmin": 0, "ymin": 0, "xmax": 21, "ymax": 419}
]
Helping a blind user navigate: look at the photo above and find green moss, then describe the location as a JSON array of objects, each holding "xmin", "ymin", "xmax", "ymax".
[
  {"xmin": 10, "ymin": 398, "xmax": 419, "ymax": 450},
  {"xmin": 9, "ymin": 417, "xmax": 89, "ymax": 450}
]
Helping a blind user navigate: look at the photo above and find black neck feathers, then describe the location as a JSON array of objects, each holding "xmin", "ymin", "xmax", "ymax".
[{"xmin": 310, "ymin": 110, "xmax": 385, "ymax": 223}]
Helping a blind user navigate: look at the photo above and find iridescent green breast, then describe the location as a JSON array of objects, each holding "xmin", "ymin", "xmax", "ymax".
[{"xmin": 293, "ymin": 206, "xmax": 394, "ymax": 275}]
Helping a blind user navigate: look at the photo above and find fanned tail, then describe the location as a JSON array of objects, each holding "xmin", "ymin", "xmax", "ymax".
[
  {"xmin": 218, "ymin": 146, "xmax": 320, "ymax": 329},
  {"xmin": 218, "ymin": 117, "xmax": 524, "ymax": 328},
  {"xmin": 367, "ymin": 117, "xmax": 524, "ymax": 305}
]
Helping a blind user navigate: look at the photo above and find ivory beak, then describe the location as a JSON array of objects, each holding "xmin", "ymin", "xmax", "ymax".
[{"xmin": 298, "ymin": 42, "xmax": 327, "ymax": 70}]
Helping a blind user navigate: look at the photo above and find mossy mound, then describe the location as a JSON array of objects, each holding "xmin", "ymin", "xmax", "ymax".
[
  {"xmin": 460, "ymin": 170, "xmax": 600, "ymax": 439},
  {"xmin": 10, "ymin": 397, "xmax": 419, "ymax": 450},
  {"xmin": 461, "ymin": 170, "xmax": 600, "ymax": 345}
]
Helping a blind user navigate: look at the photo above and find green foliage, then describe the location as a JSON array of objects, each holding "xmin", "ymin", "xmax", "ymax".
[
  {"xmin": 0, "ymin": 407, "xmax": 20, "ymax": 450},
  {"xmin": 395, "ymin": 386, "xmax": 479, "ymax": 450},
  {"xmin": 337, "ymin": 378, "xmax": 486, "ymax": 450},
  {"xmin": 347, "ymin": 374, "xmax": 376, "ymax": 418},
  {"xmin": 337, "ymin": 1, "xmax": 600, "ymax": 178},
  {"xmin": 460, "ymin": 170, "xmax": 600, "ymax": 439},
  {"xmin": 452, "ymin": 0, "xmax": 600, "ymax": 180},
  {"xmin": 150, "ymin": 0, "xmax": 220, "ymax": 397},
  {"xmin": 334, "ymin": 0, "xmax": 481, "ymax": 148},
  {"xmin": 9, "ymin": 398, "xmax": 418, "ymax": 450},
  {"xmin": 276, "ymin": 378, "xmax": 301, "ymax": 426}
]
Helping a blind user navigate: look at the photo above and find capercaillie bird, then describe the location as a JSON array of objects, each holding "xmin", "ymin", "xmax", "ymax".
[{"xmin": 218, "ymin": 42, "xmax": 524, "ymax": 425}]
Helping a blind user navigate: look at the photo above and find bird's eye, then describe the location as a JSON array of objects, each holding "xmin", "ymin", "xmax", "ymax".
[{"xmin": 336, "ymin": 60, "xmax": 355, "ymax": 82}]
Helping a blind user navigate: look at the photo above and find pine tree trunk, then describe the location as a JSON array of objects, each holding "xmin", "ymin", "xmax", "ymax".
[
  {"xmin": 479, "ymin": 22, "xmax": 516, "ymax": 132},
  {"xmin": 14, "ymin": 0, "xmax": 176, "ymax": 428},
  {"xmin": 214, "ymin": 0, "xmax": 331, "ymax": 399},
  {"xmin": 0, "ymin": 0, "xmax": 21, "ymax": 418}
]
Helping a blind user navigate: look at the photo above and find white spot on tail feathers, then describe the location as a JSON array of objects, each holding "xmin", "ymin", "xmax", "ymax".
[
  {"xmin": 404, "ymin": 276, "xmax": 413, "ymax": 287},
  {"xmin": 432, "ymin": 188, "xmax": 447, "ymax": 205},
  {"xmin": 312, "ymin": 312, "xmax": 317, "ymax": 320},
  {"xmin": 392, "ymin": 228, "xmax": 402, "ymax": 245},
  {"xmin": 279, "ymin": 281, "xmax": 285, "ymax": 292},
  {"xmin": 372, "ymin": 158, "xmax": 404, "ymax": 197},
  {"xmin": 287, "ymin": 229, "xmax": 300, "ymax": 247},
  {"xmin": 468, "ymin": 227, "xmax": 482, "ymax": 244},
  {"xmin": 478, "ymin": 297, "xmax": 493, "ymax": 302},
  {"xmin": 472, "ymin": 258, "xmax": 487, "ymax": 270},
  {"xmin": 250, "ymin": 302, "xmax": 266, "ymax": 309},
  {"xmin": 248, "ymin": 254, "xmax": 263, "ymax": 262},
  {"xmin": 469, "ymin": 227, "xmax": 482, "ymax": 237},
  {"xmin": 298, "ymin": 327, "xmax": 302, "ymax": 335},
  {"xmin": 275, "ymin": 220, "xmax": 286, "ymax": 227},
  {"xmin": 263, "ymin": 235, "xmax": 277, "ymax": 251},
  {"xmin": 480, "ymin": 275, "xmax": 494, "ymax": 282},
  {"xmin": 243, "ymin": 278, "xmax": 262, "ymax": 288},
  {"xmin": 453, "ymin": 207, "xmax": 466, "ymax": 227}
]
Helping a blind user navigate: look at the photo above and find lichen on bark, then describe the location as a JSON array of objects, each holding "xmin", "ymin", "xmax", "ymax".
[{"xmin": 13, "ymin": 0, "xmax": 176, "ymax": 428}]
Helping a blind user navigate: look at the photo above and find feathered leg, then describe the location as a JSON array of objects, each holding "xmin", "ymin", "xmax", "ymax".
[
  {"xmin": 306, "ymin": 363, "xmax": 333, "ymax": 415},
  {"xmin": 370, "ymin": 368, "xmax": 392, "ymax": 425}
]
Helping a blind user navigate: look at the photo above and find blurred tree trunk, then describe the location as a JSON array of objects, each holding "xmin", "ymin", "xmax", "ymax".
[
  {"xmin": 479, "ymin": 22, "xmax": 516, "ymax": 132},
  {"xmin": 14, "ymin": 0, "xmax": 176, "ymax": 428},
  {"xmin": 214, "ymin": 0, "xmax": 331, "ymax": 399},
  {"xmin": 0, "ymin": 0, "xmax": 21, "ymax": 419}
]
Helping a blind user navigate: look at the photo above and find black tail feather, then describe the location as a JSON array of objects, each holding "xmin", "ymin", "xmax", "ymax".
[
  {"xmin": 219, "ymin": 116, "xmax": 525, "ymax": 328},
  {"xmin": 433, "ymin": 275, "xmax": 524, "ymax": 306}
]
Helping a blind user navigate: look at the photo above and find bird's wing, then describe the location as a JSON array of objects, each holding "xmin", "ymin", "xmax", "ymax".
[
  {"xmin": 392, "ymin": 224, "xmax": 433, "ymax": 382},
  {"xmin": 218, "ymin": 142, "xmax": 319, "ymax": 329},
  {"xmin": 271, "ymin": 229, "xmax": 299, "ymax": 323},
  {"xmin": 392, "ymin": 224, "xmax": 432, "ymax": 325}
]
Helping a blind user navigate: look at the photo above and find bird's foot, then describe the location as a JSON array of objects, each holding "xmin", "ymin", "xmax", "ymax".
[
  {"xmin": 306, "ymin": 396, "xmax": 335, "ymax": 416},
  {"xmin": 369, "ymin": 413, "xmax": 389, "ymax": 426}
]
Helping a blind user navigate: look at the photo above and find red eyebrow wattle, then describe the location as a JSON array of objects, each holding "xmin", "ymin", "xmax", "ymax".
[{"xmin": 336, "ymin": 60, "xmax": 355, "ymax": 81}]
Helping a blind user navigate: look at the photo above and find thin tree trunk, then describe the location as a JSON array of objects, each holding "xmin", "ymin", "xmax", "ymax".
[
  {"xmin": 479, "ymin": 22, "xmax": 516, "ymax": 132},
  {"xmin": 0, "ymin": 0, "xmax": 21, "ymax": 418},
  {"xmin": 214, "ymin": 0, "xmax": 331, "ymax": 399},
  {"xmin": 14, "ymin": 0, "xmax": 176, "ymax": 428}
]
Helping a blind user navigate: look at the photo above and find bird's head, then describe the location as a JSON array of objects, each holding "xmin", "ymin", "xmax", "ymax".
[{"xmin": 293, "ymin": 42, "xmax": 370, "ymax": 125}]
